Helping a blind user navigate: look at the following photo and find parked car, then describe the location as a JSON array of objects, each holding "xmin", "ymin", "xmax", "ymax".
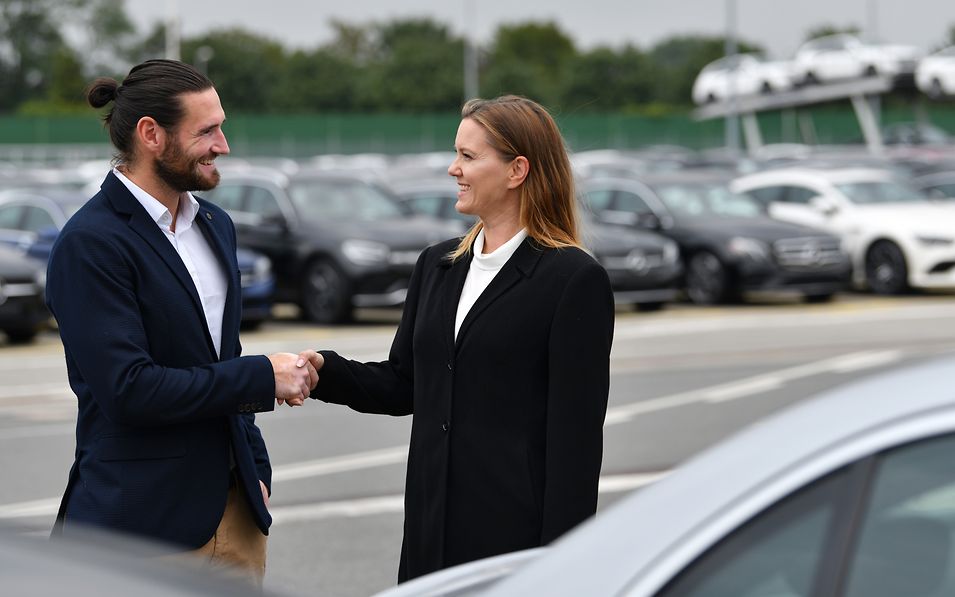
[
  {"xmin": 390, "ymin": 177, "xmax": 684, "ymax": 310},
  {"xmin": 791, "ymin": 34, "xmax": 922, "ymax": 85},
  {"xmin": 375, "ymin": 356, "xmax": 955, "ymax": 597},
  {"xmin": 0, "ymin": 244, "xmax": 49, "ymax": 343},
  {"xmin": 881, "ymin": 122, "xmax": 953, "ymax": 146},
  {"xmin": 916, "ymin": 45, "xmax": 955, "ymax": 98},
  {"xmin": 0, "ymin": 187, "xmax": 276, "ymax": 329},
  {"xmin": 203, "ymin": 167, "xmax": 459, "ymax": 323},
  {"xmin": 580, "ymin": 172, "xmax": 851, "ymax": 305},
  {"xmin": 732, "ymin": 167, "xmax": 955, "ymax": 294},
  {"xmin": 692, "ymin": 53, "xmax": 794, "ymax": 104}
]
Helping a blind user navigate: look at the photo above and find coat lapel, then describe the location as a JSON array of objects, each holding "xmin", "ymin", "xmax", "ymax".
[
  {"xmin": 101, "ymin": 173, "xmax": 218, "ymax": 359},
  {"xmin": 195, "ymin": 207, "xmax": 239, "ymax": 360},
  {"xmin": 453, "ymin": 237, "xmax": 545, "ymax": 349},
  {"xmin": 439, "ymin": 252, "xmax": 471, "ymax": 356}
]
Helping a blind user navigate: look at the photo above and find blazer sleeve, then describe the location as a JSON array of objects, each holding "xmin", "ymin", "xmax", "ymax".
[
  {"xmin": 46, "ymin": 228, "xmax": 276, "ymax": 427},
  {"xmin": 541, "ymin": 260, "xmax": 614, "ymax": 543},
  {"xmin": 314, "ymin": 246, "xmax": 431, "ymax": 416}
]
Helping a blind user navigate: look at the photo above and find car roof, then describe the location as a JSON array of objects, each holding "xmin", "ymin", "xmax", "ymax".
[
  {"xmin": 583, "ymin": 170, "xmax": 735, "ymax": 188},
  {"xmin": 734, "ymin": 166, "xmax": 899, "ymax": 186},
  {"xmin": 0, "ymin": 186, "xmax": 89, "ymax": 206},
  {"xmin": 489, "ymin": 356, "xmax": 955, "ymax": 596}
]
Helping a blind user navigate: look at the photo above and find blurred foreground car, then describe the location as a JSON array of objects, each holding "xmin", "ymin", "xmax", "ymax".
[
  {"xmin": 205, "ymin": 167, "xmax": 458, "ymax": 323},
  {"xmin": 916, "ymin": 45, "xmax": 955, "ymax": 98},
  {"xmin": 581, "ymin": 173, "xmax": 851, "ymax": 305},
  {"xmin": 0, "ymin": 244, "xmax": 48, "ymax": 343},
  {"xmin": 692, "ymin": 53, "xmax": 794, "ymax": 104},
  {"xmin": 0, "ymin": 187, "xmax": 275, "ymax": 328},
  {"xmin": 390, "ymin": 177, "xmax": 683, "ymax": 310},
  {"xmin": 733, "ymin": 167, "xmax": 955, "ymax": 294},
  {"xmin": 792, "ymin": 34, "xmax": 922, "ymax": 84},
  {"xmin": 377, "ymin": 356, "xmax": 955, "ymax": 597}
]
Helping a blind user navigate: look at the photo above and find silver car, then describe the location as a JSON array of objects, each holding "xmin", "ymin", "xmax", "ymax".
[{"xmin": 377, "ymin": 356, "xmax": 955, "ymax": 596}]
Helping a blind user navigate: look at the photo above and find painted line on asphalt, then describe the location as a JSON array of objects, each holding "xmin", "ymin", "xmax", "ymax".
[
  {"xmin": 604, "ymin": 349, "xmax": 903, "ymax": 424},
  {"xmin": 272, "ymin": 447, "xmax": 409, "ymax": 483}
]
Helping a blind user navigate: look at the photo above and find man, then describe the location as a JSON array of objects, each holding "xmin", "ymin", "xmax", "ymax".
[{"xmin": 46, "ymin": 59, "xmax": 318, "ymax": 584}]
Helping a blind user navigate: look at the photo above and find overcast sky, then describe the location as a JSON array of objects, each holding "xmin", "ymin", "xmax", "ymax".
[{"xmin": 123, "ymin": 0, "xmax": 954, "ymax": 59}]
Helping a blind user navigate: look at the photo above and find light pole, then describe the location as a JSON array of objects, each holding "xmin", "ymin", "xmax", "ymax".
[
  {"xmin": 724, "ymin": 0, "xmax": 740, "ymax": 154},
  {"xmin": 195, "ymin": 45, "xmax": 214, "ymax": 77},
  {"xmin": 165, "ymin": 0, "xmax": 181, "ymax": 61},
  {"xmin": 463, "ymin": 0, "xmax": 479, "ymax": 101}
]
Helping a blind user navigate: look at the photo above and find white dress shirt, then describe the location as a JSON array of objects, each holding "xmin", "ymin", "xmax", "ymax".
[
  {"xmin": 113, "ymin": 168, "xmax": 228, "ymax": 357},
  {"xmin": 454, "ymin": 228, "xmax": 528, "ymax": 340}
]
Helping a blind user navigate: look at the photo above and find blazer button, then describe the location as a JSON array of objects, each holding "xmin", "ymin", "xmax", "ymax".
[
  {"xmin": 441, "ymin": 421, "xmax": 450, "ymax": 432},
  {"xmin": 447, "ymin": 362, "xmax": 452, "ymax": 371}
]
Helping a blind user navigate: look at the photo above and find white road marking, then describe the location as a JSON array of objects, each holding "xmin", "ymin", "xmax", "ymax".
[{"xmin": 272, "ymin": 447, "xmax": 409, "ymax": 483}]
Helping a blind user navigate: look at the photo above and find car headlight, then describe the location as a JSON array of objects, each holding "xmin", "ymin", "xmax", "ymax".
[
  {"xmin": 240, "ymin": 255, "xmax": 272, "ymax": 288},
  {"xmin": 342, "ymin": 239, "xmax": 390, "ymax": 265},
  {"xmin": 727, "ymin": 237, "xmax": 769, "ymax": 260},
  {"xmin": 662, "ymin": 240, "xmax": 680, "ymax": 264},
  {"xmin": 916, "ymin": 235, "xmax": 954, "ymax": 247}
]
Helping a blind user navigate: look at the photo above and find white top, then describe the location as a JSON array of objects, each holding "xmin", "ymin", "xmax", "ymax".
[
  {"xmin": 113, "ymin": 168, "xmax": 228, "ymax": 357},
  {"xmin": 454, "ymin": 228, "xmax": 528, "ymax": 340}
]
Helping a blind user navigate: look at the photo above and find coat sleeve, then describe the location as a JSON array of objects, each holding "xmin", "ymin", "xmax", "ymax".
[
  {"xmin": 46, "ymin": 228, "xmax": 276, "ymax": 427},
  {"xmin": 314, "ymin": 246, "xmax": 431, "ymax": 416},
  {"xmin": 541, "ymin": 260, "xmax": 614, "ymax": 543}
]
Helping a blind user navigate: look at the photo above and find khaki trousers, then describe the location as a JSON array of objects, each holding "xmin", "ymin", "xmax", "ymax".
[{"xmin": 166, "ymin": 482, "xmax": 268, "ymax": 588}]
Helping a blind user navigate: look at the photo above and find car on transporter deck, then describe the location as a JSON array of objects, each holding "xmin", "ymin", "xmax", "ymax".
[{"xmin": 375, "ymin": 356, "xmax": 955, "ymax": 597}]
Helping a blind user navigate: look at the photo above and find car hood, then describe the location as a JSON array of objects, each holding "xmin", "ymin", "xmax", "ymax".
[
  {"xmin": 584, "ymin": 221, "xmax": 671, "ymax": 255},
  {"xmin": 849, "ymin": 202, "xmax": 955, "ymax": 234},
  {"xmin": 0, "ymin": 245, "xmax": 44, "ymax": 280},
  {"xmin": 674, "ymin": 215, "xmax": 834, "ymax": 243}
]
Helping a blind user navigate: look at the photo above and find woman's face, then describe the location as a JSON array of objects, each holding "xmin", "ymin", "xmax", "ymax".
[{"xmin": 448, "ymin": 118, "xmax": 516, "ymax": 222}]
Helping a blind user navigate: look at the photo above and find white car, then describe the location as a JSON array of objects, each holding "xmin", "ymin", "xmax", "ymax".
[
  {"xmin": 731, "ymin": 167, "xmax": 955, "ymax": 294},
  {"xmin": 691, "ymin": 53, "xmax": 794, "ymax": 104},
  {"xmin": 376, "ymin": 356, "xmax": 955, "ymax": 597},
  {"xmin": 792, "ymin": 34, "xmax": 923, "ymax": 84},
  {"xmin": 916, "ymin": 45, "xmax": 955, "ymax": 98}
]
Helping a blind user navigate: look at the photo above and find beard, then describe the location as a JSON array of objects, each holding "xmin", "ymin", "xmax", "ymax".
[{"xmin": 154, "ymin": 139, "xmax": 220, "ymax": 193}]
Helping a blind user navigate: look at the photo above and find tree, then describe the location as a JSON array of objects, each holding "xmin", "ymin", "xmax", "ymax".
[
  {"xmin": 482, "ymin": 21, "xmax": 576, "ymax": 107},
  {"xmin": 561, "ymin": 46, "xmax": 653, "ymax": 112}
]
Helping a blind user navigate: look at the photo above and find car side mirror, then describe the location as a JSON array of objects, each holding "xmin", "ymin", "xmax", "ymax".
[{"xmin": 808, "ymin": 196, "xmax": 839, "ymax": 216}]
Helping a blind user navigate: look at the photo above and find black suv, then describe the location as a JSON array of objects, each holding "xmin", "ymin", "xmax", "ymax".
[{"xmin": 204, "ymin": 167, "xmax": 459, "ymax": 323}]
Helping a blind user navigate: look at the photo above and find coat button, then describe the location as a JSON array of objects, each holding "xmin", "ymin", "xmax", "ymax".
[
  {"xmin": 441, "ymin": 421, "xmax": 449, "ymax": 432},
  {"xmin": 447, "ymin": 362, "xmax": 452, "ymax": 371}
]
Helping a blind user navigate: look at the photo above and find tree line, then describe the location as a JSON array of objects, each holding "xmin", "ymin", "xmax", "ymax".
[{"xmin": 3, "ymin": 1, "xmax": 953, "ymax": 116}]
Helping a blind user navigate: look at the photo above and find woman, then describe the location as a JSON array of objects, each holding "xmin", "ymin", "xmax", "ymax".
[{"xmin": 312, "ymin": 95, "xmax": 614, "ymax": 582}]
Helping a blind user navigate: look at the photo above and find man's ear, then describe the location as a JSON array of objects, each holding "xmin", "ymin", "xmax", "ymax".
[
  {"xmin": 506, "ymin": 156, "xmax": 530, "ymax": 190},
  {"xmin": 135, "ymin": 116, "xmax": 166, "ymax": 158}
]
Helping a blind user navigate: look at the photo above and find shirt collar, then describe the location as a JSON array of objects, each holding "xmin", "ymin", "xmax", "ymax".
[
  {"xmin": 112, "ymin": 167, "xmax": 199, "ymax": 231},
  {"xmin": 472, "ymin": 228, "xmax": 528, "ymax": 271}
]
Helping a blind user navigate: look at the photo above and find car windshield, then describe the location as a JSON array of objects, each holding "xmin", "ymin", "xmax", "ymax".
[
  {"xmin": 654, "ymin": 183, "xmax": 763, "ymax": 218},
  {"xmin": 835, "ymin": 180, "xmax": 928, "ymax": 204},
  {"xmin": 287, "ymin": 179, "xmax": 404, "ymax": 220}
]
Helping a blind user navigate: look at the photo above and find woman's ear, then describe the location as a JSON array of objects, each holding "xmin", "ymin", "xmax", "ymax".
[{"xmin": 506, "ymin": 156, "xmax": 530, "ymax": 189}]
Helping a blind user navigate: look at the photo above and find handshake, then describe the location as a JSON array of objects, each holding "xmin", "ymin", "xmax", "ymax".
[{"xmin": 267, "ymin": 350, "xmax": 325, "ymax": 407}]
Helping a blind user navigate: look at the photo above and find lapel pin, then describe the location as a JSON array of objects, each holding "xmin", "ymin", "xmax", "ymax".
[{"xmin": 205, "ymin": 212, "xmax": 213, "ymax": 221}]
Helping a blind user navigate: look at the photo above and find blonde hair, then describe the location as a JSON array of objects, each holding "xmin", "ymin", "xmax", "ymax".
[{"xmin": 450, "ymin": 95, "xmax": 581, "ymax": 261}]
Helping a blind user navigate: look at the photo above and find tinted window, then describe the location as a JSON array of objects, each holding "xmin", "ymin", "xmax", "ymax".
[
  {"xmin": 655, "ymin": 183, "xmax": 762, "ymax": 218},
  {"xmin": 783, "ymin": 186, "xmax": 819, "ymax": 205},
  {"xmin": 205, "ymin": 184, "xmax": 246, "ymax": 212},
  {"xmin": 287, "ymin": 180, "xmax": 403, "ymax": 221},
  {"xmin": 921, "ymin": 183, "xmax": 955, "ymax": 199},
  {"xmin": 582, "ymin": 189, "xmax": 615, "ymax": 212},
  {"xmin": 745, "ymin": 186, "xmax": 786, "ymax": 205},
  {"xmin": 835, "ymin": 181, "xmax": 927, "ymax": 204},
  {"xmin": 22, "ymin": 206, "xmax": 56, "ymax": 232},
  {"xmin": 659, "ymin": 469, "xmax": 848, "ymax": 597},
  {"xmin": 245, "ymin": 186, "xmax": 283, "ymax": 218},
  {"xmin": 843, "ymin": 433, "xmax": 955, "ymax": 597},
  {"xmin": 615, "ymin": 191, "xmax": 655, "ymax": 216},
  {"xmin": 0, "ymin": 204, "xmax": 24, "ymax": 229}
]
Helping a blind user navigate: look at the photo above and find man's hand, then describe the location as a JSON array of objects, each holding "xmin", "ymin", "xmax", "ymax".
[
  {"xmin": 260, "ymin": 480, "xmax": 270, "ymax": 509},
  {"xmin": 268, "ymin": 352, "xmax": 314, "ymax": 406}
]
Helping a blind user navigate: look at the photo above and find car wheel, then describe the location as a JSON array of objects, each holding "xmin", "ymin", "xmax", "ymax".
[
  {"xmin": 760, "ymin": 81, "xmax": 773, "ymax": 94},
  {"xmin": 300, "ymin": 259, "xmax": 352, "ymax": 323},
  {"xmin": 239, "ymin": 319, "xmax": 264, "ymax": 331},
  {"xmin": 930, "ymin": 78, "xmax": 945, "ymax": 99},
  {"xmin": 864, "ymin": 65, "xmax": 878, "ymax": 77},
  {"xmin": 634, "ymin": 301, "xmax": 665, "ymax": 312},
  {"xmin": 4, "ymin": 328, "xmax": 38, "ymax": 344},
  {"xmin": 804, "ymin": 71, "xmax": 819, "ymax": 86},
  {"xmin": 865, "ymin": 241, "xmax": 909, "ymax": 295},
  {"xmin": 685, "ymin": 251, "xmax": 732, "ymax": 305},
  {"xmin": 804, "ymin": 293, "xmax": 834, "ymax": 304},
  {"xmin": 706, "ymin": 92, "xmax": 718, "ymax": 104}
]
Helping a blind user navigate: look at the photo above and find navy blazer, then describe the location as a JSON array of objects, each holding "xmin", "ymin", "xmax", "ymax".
[
  {"xmin": 318, "ymin": 237, "xmax": 614, "ymax": 581},
  {"xmin": 46, "ymin": 172, "xmax": 276, "ymax": 549}
]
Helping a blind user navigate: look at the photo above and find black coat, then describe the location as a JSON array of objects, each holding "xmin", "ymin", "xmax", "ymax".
[{"xmin": 317, "ymin": 236, "xmax": 614, "ymax": 581}]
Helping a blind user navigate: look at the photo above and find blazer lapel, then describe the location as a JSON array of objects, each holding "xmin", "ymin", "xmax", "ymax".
[
  {"xmin": 195, "ymin": 207, "xmax": 239, "ymax": 360},
  {"xmin": 439, "ymin": 252, "xmax": 471, "ymax": 356},
  {"xmin": 454, "ymin": 237, "xmax": 545, "ymax": 348},
  {"xmin": 101, "ymin": 173, "xmax": 217, "ymax": 358}
]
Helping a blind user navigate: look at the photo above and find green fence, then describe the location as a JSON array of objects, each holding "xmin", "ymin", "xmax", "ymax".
[{"xmin": 3, "ymin": 105, "xmax": 955, "ymax": 159}]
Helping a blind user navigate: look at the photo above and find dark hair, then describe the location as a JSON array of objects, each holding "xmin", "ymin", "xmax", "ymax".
[
  {"xmin": 451, "ymin": 95, "xmax": 580, "ymax": 260},
  {"xmin": 86, "ymin": 59, "xmax": 213, "ymax": 164}
]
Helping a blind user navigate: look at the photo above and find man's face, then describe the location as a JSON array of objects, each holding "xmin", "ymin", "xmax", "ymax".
[{"xmin": 154, "ymin": 87, "xmax": 230, "ymax": 193}]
